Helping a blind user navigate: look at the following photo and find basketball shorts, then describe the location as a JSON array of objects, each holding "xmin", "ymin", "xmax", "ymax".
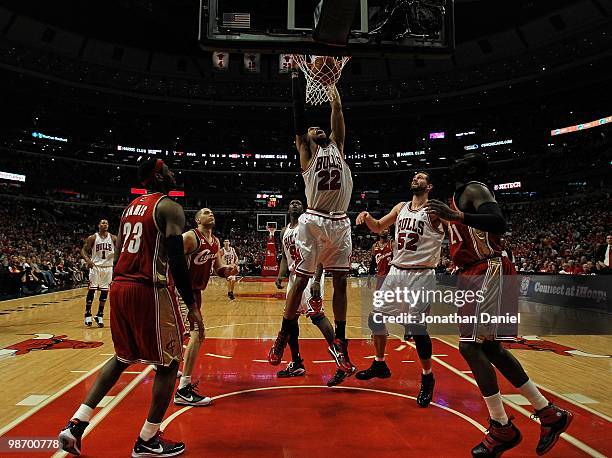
[
  {"xmin": 110, "ymin": 281, "xmax": 184, "ymax": 366},
  {"xmin": 89, "ymin": 266, "xmax": 113, "ymax": 290},
  {"xmin": 286, "ymin": 271, "xmax": 325, "ymax": 317},
  {"xmin": 294, "ymin": 210, "xmax": 352, "ymax": 276},
  {"xmin": 372, "ymin": 266, "xmax": 435, "ymax": 332},
  {"xmin": 457, "ymin": 256, "xmax": 518, "ymax": 343}
]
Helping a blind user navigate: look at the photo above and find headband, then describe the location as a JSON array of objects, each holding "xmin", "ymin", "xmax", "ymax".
[{"xmin": 141, "ymin": 159, "xmax": 164, "ymax": 186}]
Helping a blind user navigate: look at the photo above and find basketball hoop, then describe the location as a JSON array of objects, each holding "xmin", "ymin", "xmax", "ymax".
[{"xmin": 291, "ymin": 55, "xmax": 351, "ymax": 106}]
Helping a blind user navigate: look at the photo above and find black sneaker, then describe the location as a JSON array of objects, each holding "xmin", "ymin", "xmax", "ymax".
[
  {"xmin": 59, "ymin": 418, "xmax": 88, "ymax": 456},
  {"xmin": 174, "ymin": 381, "xmax": 212, "ymax": 406},
  {"xmin": 471, "ymin": 417, "xmax": 522, "ymax": 457},
  {"xmin": 228, "ymin": 291, "xmax": 235, "ymax": 300},
  {"xmin": 416, "ymin": 373, "xmax": 435, "ymax": 407},
  {"xmin": 533, "ymin": 403, "xmax": 573, "ymax": 455},
  {"xmin": 328, "ymin": 339, "xmax": 352, "ymax": 372},
  {"xmin": 84, "ymin": 312, "xmax": 92, "ymax": 327},
  {"xmin": 277, "ymin": 360, "xmax": 306, "ymax": 378},
  {"xmin": 355, "ymin": 361, "xmax": 391, "ymax": 380},
  {"xmin": 132, "ymin": 431, "xmax": 185, "ymax": 457},
  {"xmin": 326, "ymin": 365, "xmax": 357, "ymax": 387},
  {"xmin": 94, "ymin": 313, "xmax": 104, "ymax": 328}
]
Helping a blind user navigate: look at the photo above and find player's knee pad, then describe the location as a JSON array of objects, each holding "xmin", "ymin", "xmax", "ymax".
[
  {"xmin": 368, "ymin": 312, "xmax": 388, "ymax": 335},
  {"xmin": 86, "ymin": 289, "xmax": 95, "ymax": 302},
  {"xmin": 412, "ymin": 333, "xmax": 433, "ymax": 361},
  {"xmin": 99, "ymin": 290, "xmax": 108, "ymax": 302}
]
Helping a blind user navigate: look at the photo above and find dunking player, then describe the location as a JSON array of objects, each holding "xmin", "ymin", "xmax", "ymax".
[
  {"xmin": 274, "ymin": 200, "xmax": 336, "ymax": 378},
  {"xmin": 220, "ymin": 239, "xmax": 238, "ymax": 300},
  {"xmin": 174, "ymin": 208, "xmax": 238, "ymax": 406},
  {"xmin": 426, "ymin": 152, "xmax": 572, "ymax": 457},
  {"xmin": 81, "ymin": 220, "xmax": 116, "ymax": 327},
  {"xmin": 356, "ymin": 171, "xmax": 443, "ymax": 407},
  {"xmin": 370, "ymin": 229, "xmax": 393, "ymax": 290},
  {"xmin": 59, "ymin": 158, "xmax": 202, "ymax": 457},
  {"xmin": 268, "ymin": 67, "xmax": 355, "ymax": 383}
]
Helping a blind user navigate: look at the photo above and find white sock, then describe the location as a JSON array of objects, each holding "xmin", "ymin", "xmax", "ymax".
[
  {"xmin": 483, "ymin": 392, "xmax": 509, "ymax": 425},
  {"xmin": 179, "ymin": 375, "xmax": 192, "ymax": 389},
  {"xmin": 375, "ymin": 356, "xmax": 385, "ymax": 362},
  {"xmin": 72, "ymin": 404, "xmax": 93, "ymax": 423},
  {"xmin": 422, "ymin": 368, "xmax": 432, "ymax": 375},
  {"xmin": 140, "ymin": 421, "xmax": 161, "ymax": 442},
  {"xmin": 518, "ymin": 380, "xmax": 549, "ymax": 410}
]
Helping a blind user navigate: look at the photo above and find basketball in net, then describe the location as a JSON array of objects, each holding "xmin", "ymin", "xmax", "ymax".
[{"xmin": 292, "ymin": 55, "xmax": 351, "ymax": 106}]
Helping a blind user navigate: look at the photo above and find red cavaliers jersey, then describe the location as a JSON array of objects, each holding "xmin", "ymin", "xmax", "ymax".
[
  {"xmin": 372, "ymin": 241, "xmax": 393, "ymax": 276},
  {"xmin": 114, "ymin": 193, "xmax": 168, "ymax": 286},
  {"xmin": 187, "ymin": 230, "xmax": 219, "ymax": 291},
  {"xmin": 448, "ymin": 182, "xmax": 503, "ymax": 268}
]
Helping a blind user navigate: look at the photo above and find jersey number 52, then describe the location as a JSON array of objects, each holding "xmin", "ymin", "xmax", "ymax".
[{"xmin": 397, "ymin": 232, "xmax": 419, "ymax": 251}]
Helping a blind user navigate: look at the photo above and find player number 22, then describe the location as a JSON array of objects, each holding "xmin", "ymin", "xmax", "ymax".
[
  {"xmin": 317, "ymin": 169, "xmax": 341, "ymax": 191},
  {"xmin": 397, "ymin": 232, "xmax": 419, "ymax": 251},
  {"xmin": 121, "ymin": 222, "xmax": 143, "ymax": 254}
]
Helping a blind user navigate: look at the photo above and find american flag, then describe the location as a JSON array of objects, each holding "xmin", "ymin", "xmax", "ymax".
[{"xmin": 222, "ymin": 12, "xmax": 251, "ymax": 29}]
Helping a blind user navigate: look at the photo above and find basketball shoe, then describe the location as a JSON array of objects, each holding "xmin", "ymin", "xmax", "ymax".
[
  {"xmin": 471, "ymin": 416, "xmax": 522, "ymax": 457},
  {"xmin": 277, "ymin": 359, "xmax": 306, "ymax": 378},
  {"xmin": 228, "ymin": 291, "xmax": 235, "ymax": 300},
  {"xmin": 94, "ymin": 313, "xmax": 104, "ymax": 328},
  {"xmin": 328, "ymin": 338, "xmax": 353, "ymax": 372},
  {"xmin": 59, "ymin": 418, "xmax": 88, "ymax": 455},
  {"xmin": 327, "ymin": 339, "xmax": 357, "ymax": 386},
  {"xmin": 268, "ymin": 331, "xmax": 289, "ymax": 365},
  {"xmin": 326, "ymin": 366, "xmax": 357, "ymax": 387},
  {"xmin": 132, "ymin": 431, "xmax": 185, "ymax": 457},
  {"xmin": 416, "ymin": 373, "xmax": 435, "ymax": 408},
  {"xmin": 84, "ymin": 313, "xmax": 92, "ymax": 327},
  {"xmin": 533, "ymin": 403, "xmax": 573, "ymax": 455},
  {"xmin": 355, "ymin": 360, "xmax": 391, "ymax": 380},
  {"xmin": 174, "ymin": 382, "xmax": 212, "ymax": 406}
]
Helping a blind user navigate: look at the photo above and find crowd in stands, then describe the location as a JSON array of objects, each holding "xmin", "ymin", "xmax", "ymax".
[
  {"xmin": 1, "ymin": 191, "xmax": 610, "ymax": 298},
  {"xmin": 505, "ymin": 194, "xmax": 611, "ymax": 275}
]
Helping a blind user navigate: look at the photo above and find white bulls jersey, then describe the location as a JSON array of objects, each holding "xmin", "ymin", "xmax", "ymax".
[
  {"xmin": 303, "ymin": 142, "xmax": 353, "ymax": 213},
  {"xmin": 221, "ymin": 246, "xmax": 237, "ymax": 265},
  {"xmin": 91, "ymin": 232, "xmax": 114, "ymax": 268},
  {"xmin": 282, "ymin": 224, "xmax": 300, "ymax": 272},
  {"xmin": 390, "ymin": 202, "xmax": 444, "ymax": 269}
]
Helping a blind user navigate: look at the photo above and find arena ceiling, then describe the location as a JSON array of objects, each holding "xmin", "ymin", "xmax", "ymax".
[{"xmin": 0, "ymin": 0, "xmax": 610, "ymax": 108}]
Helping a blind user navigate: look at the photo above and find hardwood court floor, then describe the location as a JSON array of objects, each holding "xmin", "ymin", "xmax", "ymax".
[{"xmin": 0, "ymin": 278, "xmax": 610, "ymax": 457}]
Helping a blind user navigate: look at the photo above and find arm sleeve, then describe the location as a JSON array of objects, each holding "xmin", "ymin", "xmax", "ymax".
[
  {"xmin": 292, "ymin": 76, "xmax": 306, "ymax": 136},
  {"xmin": 462, "ymin": 202, "xmax": 507, "ymax": 234},
  {"xmin": 166, "ymin": 234, "xmax": 195, "ymax": 306}
]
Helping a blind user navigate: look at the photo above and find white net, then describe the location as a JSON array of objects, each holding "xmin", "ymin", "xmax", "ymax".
[{"xmin": 292, "ymin": 55, "xmax": 351, "ymax": 106}]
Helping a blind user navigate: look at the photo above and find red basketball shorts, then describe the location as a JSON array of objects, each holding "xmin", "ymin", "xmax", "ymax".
[{"xmin": 110, "ymin": 281, "xmax": 184, "ymax": 366}]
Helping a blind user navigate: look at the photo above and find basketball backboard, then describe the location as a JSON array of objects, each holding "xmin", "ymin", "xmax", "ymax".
[{"xmin": 199, "ymin": 0, "xmax": 454, "ymax": 58}]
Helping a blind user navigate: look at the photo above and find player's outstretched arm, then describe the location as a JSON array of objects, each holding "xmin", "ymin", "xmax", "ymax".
[
  {"xmin": 328, "ymin": 86, "xmax": 345, "ymax": 155},
  {"xmin": 292, "ymin": 70, "xmax": 311, "ymax": 170},
  {"xmin": 81, "ymin": 235, "xmax": 94, "ymax": 268},
  {"xmin": 425, "ymin": 183, "xmax": 506, "ymax": 234},
  {"xmin": 356, "ymin": 202, "xmax": 403, "ymax": 233}
]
